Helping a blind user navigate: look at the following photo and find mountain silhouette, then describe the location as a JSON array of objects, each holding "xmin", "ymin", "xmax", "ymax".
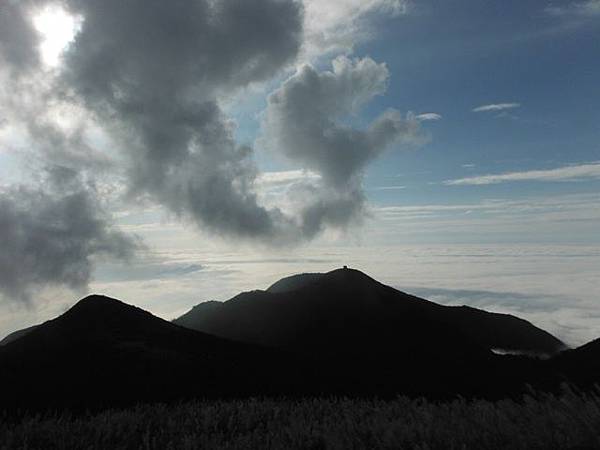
[
  {"xmin": 174, "ymin": 268, "xmax": 569, "ymax": 397},
  {"xmin": 549, "ymin": 338, "xmax": 600, "ymax": 387},
  {"xmin": 0, "ymin": 270, "xmax": 584, "ymax": 410},
  {"xmin": 0, "ymin": 295, "xmax": 318, "ymax": 411},
  {"xmin": 175, "ymin": 268, "xmax": 565, "ymax": 357},
  {"xmin": 266, "ymin": 273, "xmax": 324, "ymax": 293},
  {"xmin": 0, "ymin": 324, "xmax": 40, "ymax": 346}
]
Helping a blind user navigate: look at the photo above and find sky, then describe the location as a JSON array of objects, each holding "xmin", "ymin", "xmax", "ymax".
[{"xmin": 0, "ymin": 0, "xmax": 599, "ymax": 346}]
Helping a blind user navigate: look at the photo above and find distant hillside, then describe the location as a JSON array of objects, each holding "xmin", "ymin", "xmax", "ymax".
[
  {"xmin": 267, "ymin": 273, "xmax": 324, "ymax": 293},
  {"xmin": 175, "ymin": 268, "xmax": 565, "ymax": 357},
  {"xmin": 0, "ymin": 295, "xmax": 317, "ymax": 411},
  {"xmin": 173, "ymin": 268, "xmax": 571, "ymax": 397},
  {"xmin": 1, "ymin": 270, "xmax": 586, "ymax": 410},
  {"xmin": 549, "ymin": 338, "xmax": 600, "ymax": 387},
  {"xmin": 0, "ymin": 324, "xmax": 40, "ymax": 346}
]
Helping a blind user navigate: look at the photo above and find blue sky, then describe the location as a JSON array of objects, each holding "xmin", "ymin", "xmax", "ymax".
[
  {"xmin": 221, "ymin": 0, "xmax": 600, "ymax": 245},
  {"xmin": 363, "ymin": 0, "xmax": 600, "ymax": 203},
  {"xmin": 0, "ymin": 0, "xmax": 599, "ymax": 342},
  {"xmin": 369, "ymin": 0, "xmax": 600, "ymax": 243}
]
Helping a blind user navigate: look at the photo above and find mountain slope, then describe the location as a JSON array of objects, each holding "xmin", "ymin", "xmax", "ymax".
[
  {"xmin": 0, "ymin": 270, "xmax": 573, "ymax": 408},
  {"xmin": 0, "ymin": 324, "xmax": 40, "ymax": 346},
  {"xmin": 175, "ymin": 268, "xmax": 565, "ymax": 357},
  {"xmin": 173, "ymin": 268, "xmax": 569, "ymax": 397},
  {"xmin": 0, "ymin": 295, "xmax": 316, "ymax": 411},
  {"xmin": 267, "ymin": 273, "xmax": 324, "ymax": 293},
  {"xmin": 549, "ymin": 338, "xmax": 600, "ymax": 386}
]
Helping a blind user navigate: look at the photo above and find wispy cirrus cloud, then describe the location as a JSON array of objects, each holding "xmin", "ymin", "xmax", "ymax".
[
  {"xmin": 415, "ymin": 113, "xmax": 442, "ymax": 121},
  {"xmin": 472, "ymin": 103, "xmax": 520, "ymax": 113},
  {"xmin": 444, "ymin": 162, "xmax": 600, "ymax": 185},
  {"xmin": 256, "ymin": 170, "xmax": 321, "ymax": 189},
  {"xmin": 369, "ymin": 185, "xmax": 406, "ymax": 191},
  {"xmin": 376, "ymin": 192, "xmax": 600, "ymax": 226}
]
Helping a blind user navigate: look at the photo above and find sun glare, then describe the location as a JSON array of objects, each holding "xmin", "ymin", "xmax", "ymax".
[{"xmin": 32, "ymin": 4, "xmax": 83, "ymax": 68}]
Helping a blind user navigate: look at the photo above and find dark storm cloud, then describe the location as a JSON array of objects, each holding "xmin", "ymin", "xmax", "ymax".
[
  {"xmin": 0, "ymin": 167, "xmax": 139, "ymax": 303},
  {"xmin": 1, "ymin": 0, "xmax": 419, "ymax": 244},
  {"xmin": 0, "ymin": 0, "xmax": 39, "ymax": 72},
  {"xmin": 261, "ymin": 56, "xmax": 422, "ymax": 235},
  {"xmin": 0, "ymin": 0, "xmax": 305, "ymax": 303},
  {"xmin": 54, "ymin": 0, "xmax": 303, "ymax": 240}
]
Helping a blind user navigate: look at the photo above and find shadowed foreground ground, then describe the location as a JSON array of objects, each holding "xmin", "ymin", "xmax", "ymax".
[{"xmin": 2, "ymin": 387, "xmax": 599, "ymax": 450}]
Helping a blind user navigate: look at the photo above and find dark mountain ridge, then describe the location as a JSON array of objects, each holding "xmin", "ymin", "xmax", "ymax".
[
  {"xmin": 2, "ymin": 269, "xmax": 595, "ymax": 412},
  {"xmin": 267, "ymin": 273, "xmax": 324, "ymax": 293},
  {"xmin": 0, "ymin": 295, "xmax": 321, "ymax": 411},
  {"xmin": 173, "ymin": 268, "xmax": 572, "ymax": 398},
  {"xmin": 549, "ymin": 337, "xmax": 600, "ymax": 387},
  {"xmin": 0, "ymin": 324, "xmax": 40, "ymax": 346},
  {"xmin": 175, "ymin": 268, "xmax": 565, "ymax": 357}
]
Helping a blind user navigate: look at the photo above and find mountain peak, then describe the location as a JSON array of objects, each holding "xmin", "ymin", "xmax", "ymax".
[
  {"xmin": 266, "ymin": 267, "xmax": 377, "ymax": 295},
  {"xmin": 176, "ymin": 268, "xmax": 566, "ymax": 357},
  {"xmin": 267, "ymin": 272, "xmax": 324, "ymax": 293},
  {"xmin": 55, "ymin": 294, "xmax": 158, "ymax": 335},
  {"xmin": 77, "ymin": 294, "xmax": 123, "ymax": 306},
  {"xmin": 66, "ymin": 294, "xmax": 136, "ymax": 316},
  {"xmin": 323, "ymin": 267, "xmax": 377, "ymax": 283}
]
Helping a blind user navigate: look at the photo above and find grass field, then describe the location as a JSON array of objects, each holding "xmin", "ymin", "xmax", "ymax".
[{"xmin": 2, "ymin": 387, "xmax": 600, "ymax": 450}]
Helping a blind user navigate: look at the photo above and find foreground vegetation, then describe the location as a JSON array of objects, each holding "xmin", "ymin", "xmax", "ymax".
[{"xmin": 2, "ymin": 387, "xmax": 600, "ymax": 450}]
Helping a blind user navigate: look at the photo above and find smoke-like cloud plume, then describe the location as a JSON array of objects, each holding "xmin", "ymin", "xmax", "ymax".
[
  {"xmin": 0, "ymin": 166, "xmax": 139, "ymax": 303},
  {"xmin": 53, "ymin": 0, "xmax": 304, "ymax": 241},
  {"xmin": 260, "ymin": 56, "xmax": 421, "ymax": 236}
]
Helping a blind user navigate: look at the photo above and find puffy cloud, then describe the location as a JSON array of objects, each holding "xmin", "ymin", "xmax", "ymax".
[
  {"xmin": 261, "ymin": 55, "xmax": 421, "ymax": 236},
  {"xmin": 0, "ymin": 166, "xmax": 139, "ymax": 304},
  {"xmin": 1, "ymin": 0, "xmax": 305, "ymax": 242},
  {"xmin": 53, "ymin": 0, "xmax": 304, "ymax": 241},
  {"xmin": 262, "ymin": 56, "xmax": 420, "ymax": 186},
  {"xmin": 303, "ymin": 0, "xmax": 409, "ymax": 57}
]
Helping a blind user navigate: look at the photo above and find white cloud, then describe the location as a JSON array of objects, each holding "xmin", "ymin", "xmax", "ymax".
[
  {"xmin": 472, "ymin": 103, "xmax": 520, "ymax": 113},
  {"xmin": 256, "ymin": 170, "xmax": 321, "ymax": 188},
  {"xmin": 302, "ymin": 0, "xmax": 409, "ymax": 58},
  {"xmin": 30, "ymin": 4, "xmax": 83, "ymax": 68},
  {"xmin": 260, "ymin": 55, "xmax": 422, "ymax": 238},
  {"xmin": 444, "ymin": 162, "xmax": 600, "ymax": 185},
  {"xmin": 415, "ymin": 113, "xmax": 442, "ymax": 121},
  {"xmin": 377, "ymin": 193, "xmax": 600, "ymax": 217}
]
